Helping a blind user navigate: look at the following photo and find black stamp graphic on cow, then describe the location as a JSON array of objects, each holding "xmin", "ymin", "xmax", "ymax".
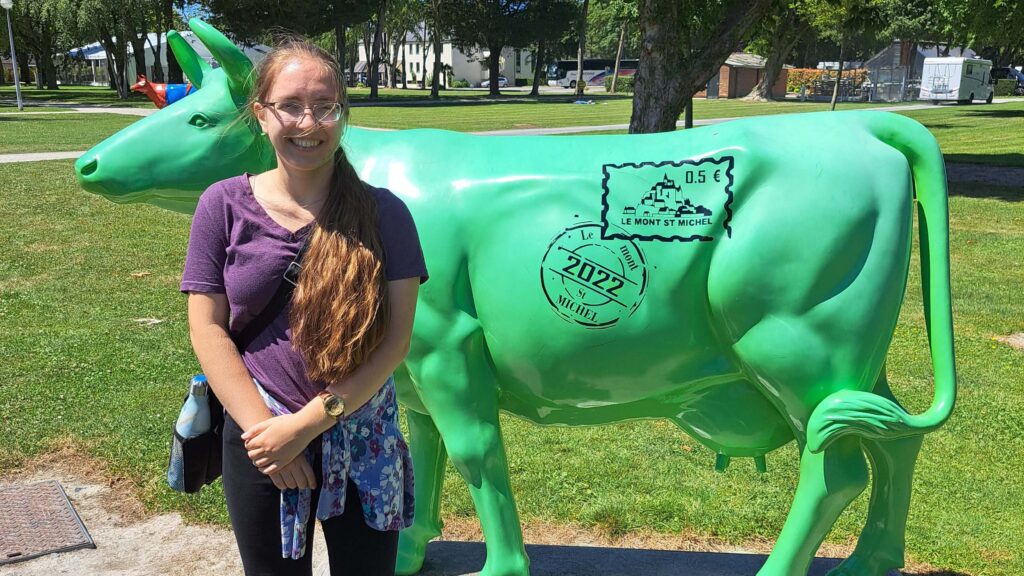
[
  {"xmin": 601, "ymin": 156, "xmax": 735, "ymax": 242},
  {"xmin": 540, "ymin": 223, "xmax": 648, "ymax": 329}
]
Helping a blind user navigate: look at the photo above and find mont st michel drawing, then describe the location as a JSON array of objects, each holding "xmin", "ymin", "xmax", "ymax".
[{"xmin": 601, "ymin": 157, "xmax": 734, "ymax": 242}]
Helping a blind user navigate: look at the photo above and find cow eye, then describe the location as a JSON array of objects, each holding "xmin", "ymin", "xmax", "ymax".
[{"xmin": 188, "ymin": 113, "xmax": 214, "ymax": 128}]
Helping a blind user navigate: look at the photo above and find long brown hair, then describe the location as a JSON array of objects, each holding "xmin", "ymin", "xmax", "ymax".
[{"xmin": 245, "ymin": 39, "xmax": 389, "ymax": 384}]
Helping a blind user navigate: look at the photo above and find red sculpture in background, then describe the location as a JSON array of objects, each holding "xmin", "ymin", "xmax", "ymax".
[{"xmin": 130, "ymin": 75, "xmax": 196, "ymax": 108}]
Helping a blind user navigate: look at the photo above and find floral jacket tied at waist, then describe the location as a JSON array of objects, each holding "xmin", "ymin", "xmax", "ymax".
[{"xmin": 253, "ymin": 376, "xmax": 415, "ymax": 560}]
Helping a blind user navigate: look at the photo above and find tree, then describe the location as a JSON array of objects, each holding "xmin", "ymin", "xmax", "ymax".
[
  {"xmin": 77, "ymin": 0, "xmax": 142, "ymax": 98},
  {"xmin": 587, "ymin": 0, "xmax": 638, "ymax": 58},
  {"xmin": 629, "ymin": 0, "xmax": 774, "ymax": 133},
  {"xmin": 744, "ymin": 3, "xmax": 808, "ymax": 101},
  {"xmin": 6, "ymin": 0, "xmax": 81, "ymax": 89},
  {"xmin": 521, "ymin": 0, "xmax": 577, "ymax": 95},
  {"xmin": 441, "ymin": 0, "xmax": 531, "ymax": 96},
  {"xmin": 573, "ymin": 0, "xmax": 589, "ymax": 96},
  {"xmin": 202, "ymin": 0, "xmax": 375, "ymax": 78},
  {"xmin": 800, "ymin": 0, "xmax": 883, "ymax": 110}
]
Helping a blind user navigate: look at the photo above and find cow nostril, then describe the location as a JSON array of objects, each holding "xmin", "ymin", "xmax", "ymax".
[{"xmin": 79, "ymin": 158, "xmax": 98, "ymax": 177}]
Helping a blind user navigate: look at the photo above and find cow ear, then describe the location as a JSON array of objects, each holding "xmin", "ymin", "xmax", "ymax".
[
  {"xmin": 188, "ymin": 18, "xmax": 253, "ymax": 102},
  {"xmin": 168, "ymin": 30, "xmax": 205, "ymax": 89}
]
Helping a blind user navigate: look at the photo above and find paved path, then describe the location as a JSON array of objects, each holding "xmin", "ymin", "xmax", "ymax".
[
  {"xmin": 0, "ymin": 105, "xmax": 154, "ymax": 117},
  {"xmin": 0, "ymin": 151, "xmax": 85, "ymax": 163}
]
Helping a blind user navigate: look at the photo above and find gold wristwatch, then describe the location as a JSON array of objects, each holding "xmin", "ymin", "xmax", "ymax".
[{"xmin": 317, "ymin": 390, "xmax": 345, "ymax": 419}]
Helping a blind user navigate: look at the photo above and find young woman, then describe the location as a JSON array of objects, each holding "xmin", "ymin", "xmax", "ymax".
[{"xmin": 181, "ymin": 39, "xmax": 427, "ymax": 576}]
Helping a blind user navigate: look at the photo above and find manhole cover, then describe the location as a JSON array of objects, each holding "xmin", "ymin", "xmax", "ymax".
[{"xmin": 0, "ymin": 480, "xmax": 95, "ymax": 565}]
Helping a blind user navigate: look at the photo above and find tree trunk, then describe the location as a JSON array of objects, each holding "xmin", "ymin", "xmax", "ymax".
[
  {"xmin": 575, "ymin": 0, "xmax": 589, "ymax": 97},
  {"xmin": 430, "ymin": 24, "xmax": 442, "ymax": 98},
  {"xmin": 33, "ymin": 52, "xmax": 44, "ymax": 89},
  {"xmin": 131, "ymin": 36, "xmax": 148, "ymax": 81},
  {"xmin": 630, "ymin": 0, "xmax": 773, "ymax": 133},
  {"xmin": 745, "ymin": 9, "xmax": 800, "ymax": 101},
  {"xmin": 488, "ymin": 43, "xmax": 501, "ymax": 96},
  {"xmin": 44, "ymin": 54, "xmax": 58, "ymax": 89},
  {"xmin": 161, "ymin": 0, "xmax": 182, "ymax": 83},
  {"xmin": 402, "ymin": 39, "xmax": 408, "ymax": 89},
  {"xmin": 611, "ymin": 22, "xmax": 626, "ymax": 94},
  {"xmin": 335, "ymin": 21, "xmax": 347, "ymax": 79},
  {"xmin": 530, "ymin": 39, "xmax": 545, "ymax": 97},
  {"xmin": 390, "ymin": 34, "xmax": 401, "ymax": 88},
  {"xmin": 683, "ymin": 95, "xmax": 692, "ymax": 128},
  {"xmin": 830, "ymin": 41, "xmax": 845, "ymax": 111},
  {"xmin": 19, "ymin": 56, "xmax": 31, "ymax": 88},
  {"xmin": 0, "ymin": 58, "xmax": 5, "ymax": 84},
  {"xmin": 421, "ymin": 38, "xmax": 428, "ymax": 90},
  {"xmin": 148, "ymin": 32, "xmax": 165, "ymax": 82},
  {"xmin": 369, "ymin": 1, "xmax": 386, "ymax": 99}
]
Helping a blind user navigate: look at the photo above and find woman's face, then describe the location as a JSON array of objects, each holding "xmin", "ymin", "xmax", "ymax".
[{"xmin": 255, "ymin": 57, "xmax": 343, "ymax": 176}]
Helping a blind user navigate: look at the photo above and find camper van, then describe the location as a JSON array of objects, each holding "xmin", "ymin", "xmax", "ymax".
[{"xmin": 919, "ymin": 57, "xmax": 994, "ymax": 104}]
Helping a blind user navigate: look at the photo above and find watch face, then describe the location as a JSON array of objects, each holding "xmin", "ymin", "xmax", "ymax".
[{"xmin": 323, "ymin": 395, "xmax": 345, "ymax": 418}]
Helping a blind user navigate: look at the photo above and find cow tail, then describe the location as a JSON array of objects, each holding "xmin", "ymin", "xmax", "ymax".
[{"xmin": 806, "ymin": 112, "xmax": 957, "ymax": 454}]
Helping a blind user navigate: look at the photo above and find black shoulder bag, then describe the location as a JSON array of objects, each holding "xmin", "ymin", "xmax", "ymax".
[{"xmin": 168, "ymin": 237, "xmax": 310, "ymax": 493}]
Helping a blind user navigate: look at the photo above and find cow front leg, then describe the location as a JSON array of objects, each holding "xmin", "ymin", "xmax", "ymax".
[
  {"xmin": 757, "ymin": 436, "xmax": 869, "ymax": 576},
  {"xmin": 396, "ymin": 408, "xmax": 448, "ymax": 575},
  {"xmin": 416, "ymin": 330, "xmax": 529, "ymax": 576}
]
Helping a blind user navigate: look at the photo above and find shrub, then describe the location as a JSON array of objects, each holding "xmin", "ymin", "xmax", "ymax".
[
  {"xmin": 356, "ymin": 82, "xmax": 366, "ymax": 88},
  {"xmin": 786, "ymin": 68, "xmax": 867, "ymax": 95},
  {"xmin": 515, "ymin": 78, "xmax": 529, "ymax": 87},
  {"xmin": 994, "ymin": 79, "xmax": 1019, "ymax": 97},
  {"xmin": 451, "ymin": 79, "xmax": 470, "ymax": 88},
  {"xmin": 604, "ymin": 75, "xmax": 635, "ymax": 94}
]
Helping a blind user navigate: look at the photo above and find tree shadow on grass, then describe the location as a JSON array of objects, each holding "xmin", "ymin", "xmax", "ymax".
[{"xmin": 416, "ymin": 541, "xmax": 972, "ymax": 576}]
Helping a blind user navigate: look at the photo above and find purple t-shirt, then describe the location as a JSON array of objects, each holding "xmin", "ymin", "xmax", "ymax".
[{"xmin": 180, "ymin": 174, "xmax": 428, "ymax": 412}]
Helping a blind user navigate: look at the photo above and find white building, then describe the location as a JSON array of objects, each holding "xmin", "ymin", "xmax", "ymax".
[{"xmin": 356, "ymin": 28, "xmax": 536, "ymax": 88}]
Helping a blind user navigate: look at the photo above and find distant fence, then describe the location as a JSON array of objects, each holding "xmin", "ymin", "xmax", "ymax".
[{"xmin": 786, "ymin": 68, "xmax": 870, "ymax": 101}]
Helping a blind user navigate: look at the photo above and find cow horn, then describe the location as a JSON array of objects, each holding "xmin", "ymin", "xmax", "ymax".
[
  {"xmin": 188, "ymin": 18, "xmax": 253, "ymax": 102},
  {"xmin": 167, "ymin": 30, "xmax": 207, "ymax": 89}
]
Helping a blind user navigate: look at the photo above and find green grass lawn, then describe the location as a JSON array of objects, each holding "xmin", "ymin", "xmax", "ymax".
[
  {"xmin": 899, "ymin": 104, "xmax": 1024, "ymax": 167},
  {"xmin": 0, "ymin": 85, "xmax": 157, "ymax": 109},
  {"xmin": 347, "ymin": 97, "xmax": 916, "ymax": 131},
  {"xmin": 0, "ymin": 113, "xmax": 141, "ymax": 154},
  {"xmin": 1, "ymin": 156, "xmax": 1021, "ymax": 574}
]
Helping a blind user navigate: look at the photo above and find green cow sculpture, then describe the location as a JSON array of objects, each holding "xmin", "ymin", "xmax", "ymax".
[{"xmin": 76, "ymin": 19, "xmax": 956, "ymax": 576}]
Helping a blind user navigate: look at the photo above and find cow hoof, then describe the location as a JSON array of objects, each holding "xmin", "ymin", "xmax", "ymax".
[
  {"xmin": 827, "ymin": 553, "xmax": 900, "ymax": 576},
  {"xmin": 395, "ymin": 535, "xmax": 427, "ymax": 576},
  {"xmin": 480, "ymin": 556, "xmax": 530, "ymax": 576}
]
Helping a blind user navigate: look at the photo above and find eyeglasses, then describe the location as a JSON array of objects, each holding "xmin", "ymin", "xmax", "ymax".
[{"xmin": 261, "ymin": 101, "xmax": 343, "ymax": 124}]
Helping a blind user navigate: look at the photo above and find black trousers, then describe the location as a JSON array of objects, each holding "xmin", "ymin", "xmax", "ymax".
[{"xmin": 222, "ymin": 413, "xmax": 400, "ymax": 576}]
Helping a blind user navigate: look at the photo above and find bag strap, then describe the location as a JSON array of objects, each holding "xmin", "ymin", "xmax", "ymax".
[{"xmin": 230, "ymin": 234, "xmax": 312, "ymax": 352}]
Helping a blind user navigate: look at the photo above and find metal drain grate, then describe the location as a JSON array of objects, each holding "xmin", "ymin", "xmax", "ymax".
[{"xmin": 0, "ymin": 480, "xmax": 95, "ymax": 566}]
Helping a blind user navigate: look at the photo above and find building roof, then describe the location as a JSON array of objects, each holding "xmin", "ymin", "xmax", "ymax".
[{"xmin": 724, "ymin": 52, "xmax": 767, "ymax": 69}]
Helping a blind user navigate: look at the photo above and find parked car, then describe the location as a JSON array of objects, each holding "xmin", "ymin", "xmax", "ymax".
[
  {"xmin": 481, "ymin": 76, "xmax": 509, "ymax": 88},
  {"xmin": 992, "ymin": 66, "xmax": 1024, "ymax": 95}
]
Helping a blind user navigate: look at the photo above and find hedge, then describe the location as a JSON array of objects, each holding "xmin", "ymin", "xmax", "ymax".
[
  {"xmin": 994, "ymin": 79, "xmax": 1020, "ymax": 97},
  {"xmin": 604, "ymin": 75, "xmax": 635, "ymax": 93},
  {"xmin": 786, "ymin": 68, "xmax": 868, "ymax": 94}
]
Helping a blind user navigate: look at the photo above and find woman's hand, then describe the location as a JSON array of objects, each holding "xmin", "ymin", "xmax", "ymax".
[
  {"xmin": 267, "ymin": 456, "xmax": 318, "ymax": 490},
  {"xmin": 242, "ymin": 413, "xmax": 318, "ymax": 475}
]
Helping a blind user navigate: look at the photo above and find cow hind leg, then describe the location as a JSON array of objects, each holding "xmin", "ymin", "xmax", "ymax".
[
  {"xmin": 396, "ymin": 408, "xmax": 448, "ymax": 576},
  {"xmin": 757, "ymin": 436, "xmax": 869, "ymax": 576},
  {"xmin": 413, "ymin": 326, "xmax": 529, "ymax": 576},
  {"xmin": 827, "ymin": 377, "xmax": 923, "ymax": 576}
]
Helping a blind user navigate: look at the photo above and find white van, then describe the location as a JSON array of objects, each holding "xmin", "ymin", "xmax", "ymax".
[{"xmin": 919, "ymin": 57, "xmax": 994, "ymax": 104}]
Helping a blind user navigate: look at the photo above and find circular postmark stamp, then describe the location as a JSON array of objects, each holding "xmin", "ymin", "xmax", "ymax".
[{"xmin": 540, "ymin": 222, "xmax": 648, "ymax": 329}]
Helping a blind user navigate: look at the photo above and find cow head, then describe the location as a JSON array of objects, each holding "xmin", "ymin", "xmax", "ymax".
[{"xmin": 75, "ymin": 19, "xmax": 274, "ymax": 213}]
